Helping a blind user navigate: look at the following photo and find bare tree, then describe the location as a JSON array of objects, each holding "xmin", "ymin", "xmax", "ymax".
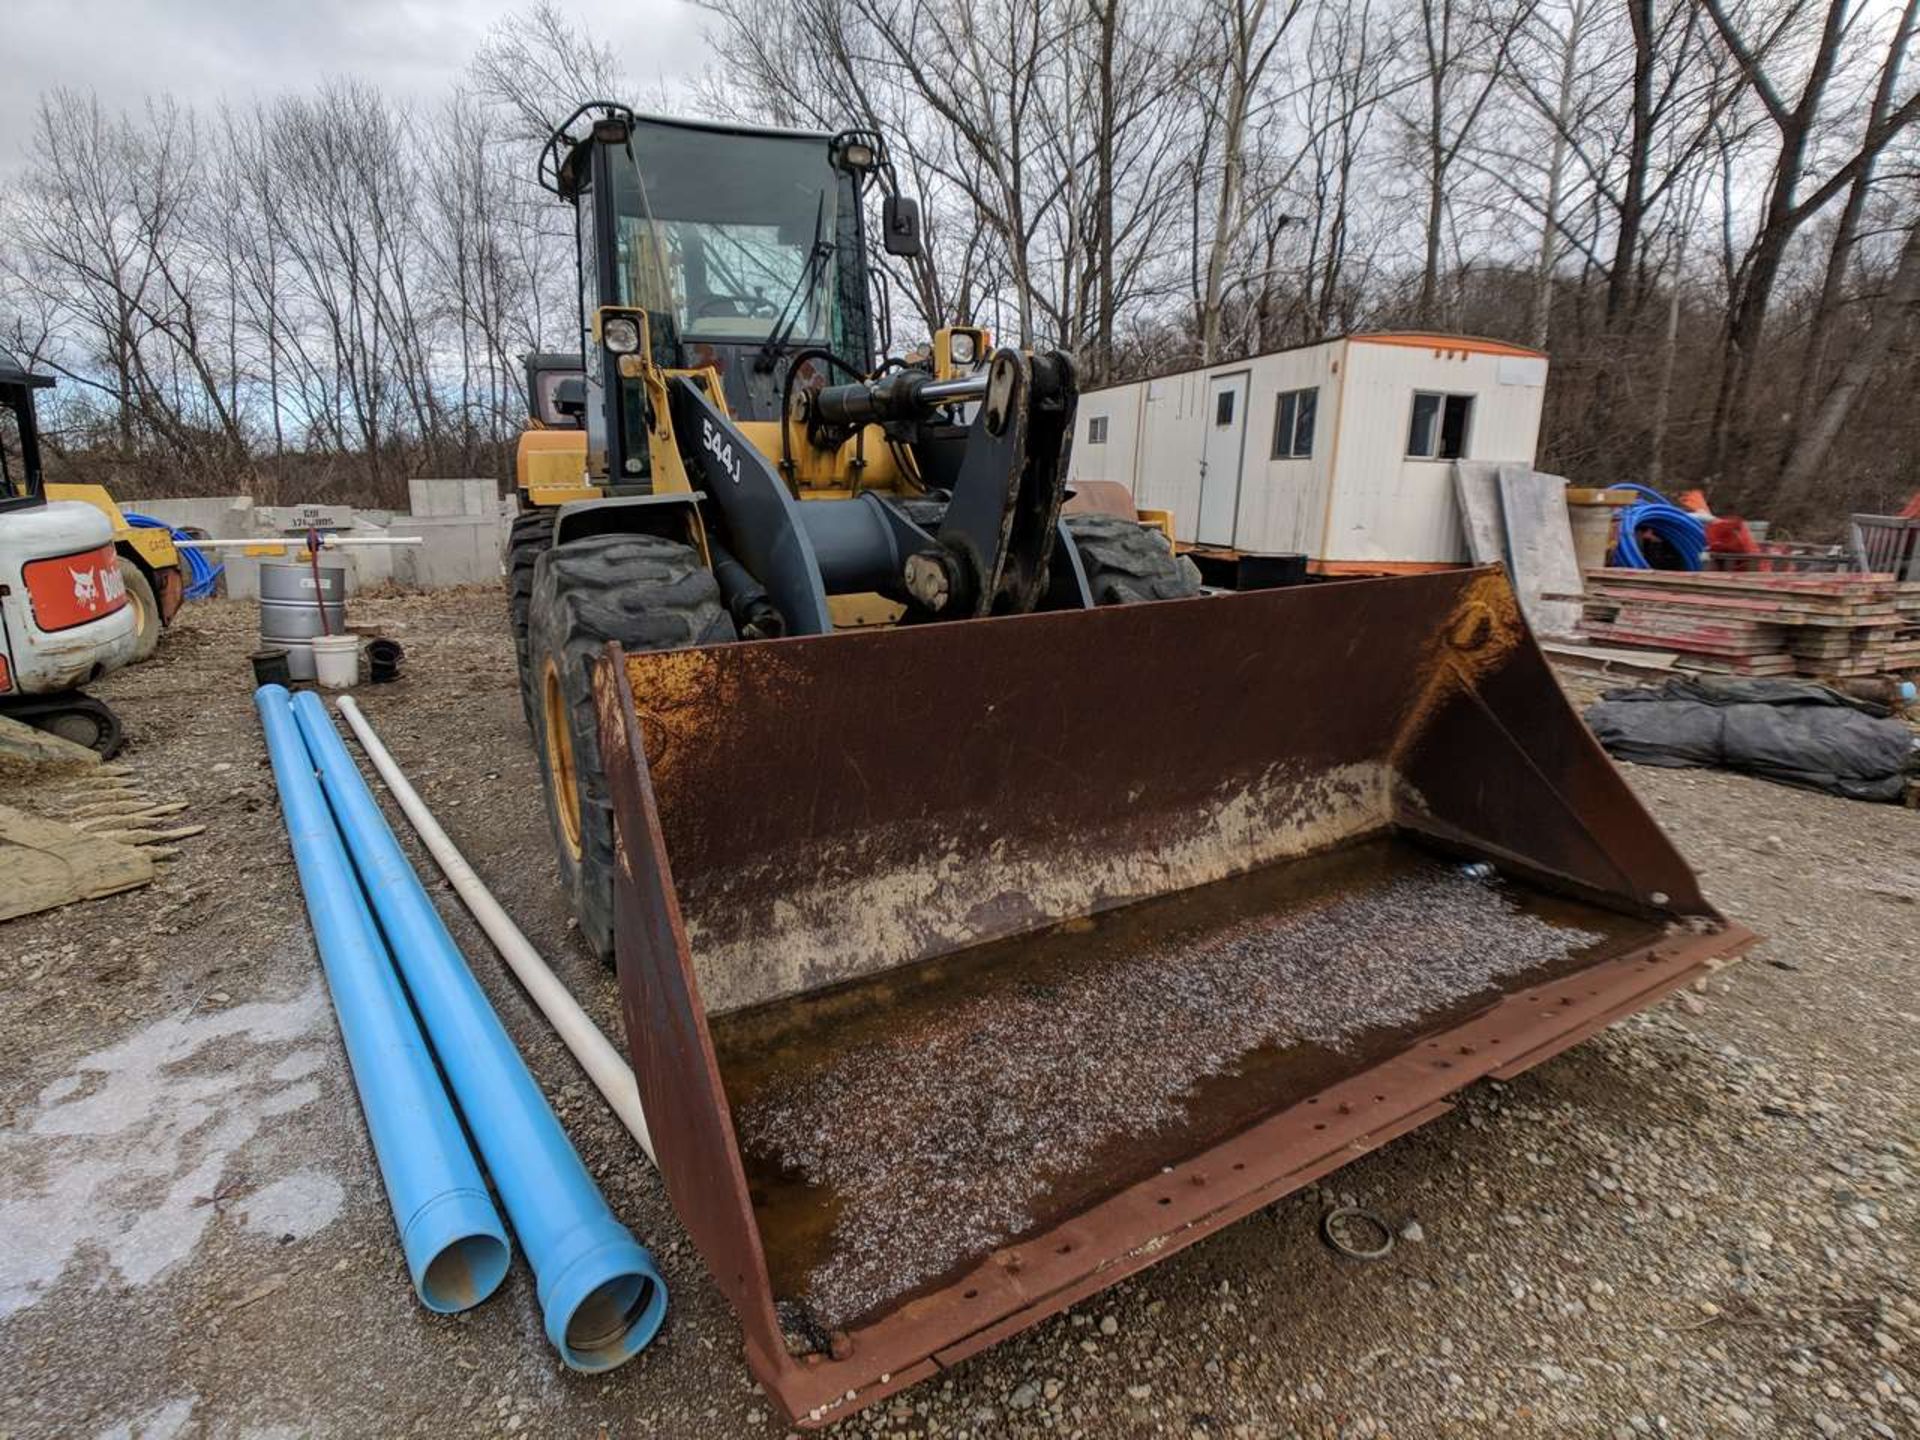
[
  {"xmin": 1776, "ymin": 206, "xmax": 1920, "ymax": 506},
  {"xmin": 1192, "ymin": 0, "xmax": 1304, "ymax": 361},
  {"xmin": 1403, "ymin": 0, "xmax": 1536, "ymax": 327},
  {"xmin": 1698, "ymin": 0, "xmax": 1920, "ymax": 486}
]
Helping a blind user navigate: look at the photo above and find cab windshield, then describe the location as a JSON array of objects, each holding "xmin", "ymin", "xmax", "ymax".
[{"xmin": 602, "ymin": 120, "xmax": 865, "ymax": 357}]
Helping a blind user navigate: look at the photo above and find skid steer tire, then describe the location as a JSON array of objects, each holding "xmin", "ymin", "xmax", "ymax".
[
  {"xmin": 528, "ymin": 534, "xmax": 736, "ymax": 966},
  {"xmin": 1063, "ymin": 513, "xmax": 1204, "ymax": 604},
  {"xmin": 506, "ymin": 508, "xmax": 556, "ymax": 732}
]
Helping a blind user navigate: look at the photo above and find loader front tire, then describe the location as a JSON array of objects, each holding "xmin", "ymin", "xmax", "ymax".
[
  {"xmin": 506, "ymin": 508, "xmax": 556, "ymax": 731},
  {"xmin": 120, "ymin": 559, "xmax": 162, "ymax": 663},
  {"xmin": 1063, "ymin": 514, "xmax": 1203, "ymax": 604},
  {"xmin": 528, "ymin": 534, "xmax": 735, "ymax": 965}
]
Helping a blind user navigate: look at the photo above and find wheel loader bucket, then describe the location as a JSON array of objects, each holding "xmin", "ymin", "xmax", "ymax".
[{"xmin": 593, "ymin": 565, "xmax": 1754, "ymax": 1427}]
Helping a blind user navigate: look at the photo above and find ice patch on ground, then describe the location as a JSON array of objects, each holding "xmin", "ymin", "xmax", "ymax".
[
  {"xmin": 268, "ymin": 1049, "xmax": 327, "ymax": 1082},
  {"xmin": 238, "ymin": 1169, "xmax": 345, "ymax": 1241},
  {"xmin": 94, "ymin": 1394, "xmax": 196, "ymax": 1440},
  {"xmin": 0, "ymin": 983, "xmax": 327, "ymax": 1319}
]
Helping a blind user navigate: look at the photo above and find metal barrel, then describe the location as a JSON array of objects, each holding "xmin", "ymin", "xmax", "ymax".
[
  {"xmin": 259, "ymin": 561, "xmax": 347, "ymax": 681},
  {"xmin": 593, "ymin": 565, "xmax": 1756, "ymax": 1427},
  {"xmin": 255, "ymin": 684, "xmax": 510, "ymax": 1313},
  {"xmin": 290, "ymin": 691, "xmax": 667, "ymax": 1372}
]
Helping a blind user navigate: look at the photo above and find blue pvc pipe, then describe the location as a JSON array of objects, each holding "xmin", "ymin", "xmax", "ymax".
[
  {"xmin": 255, "ymin": 684, "xmax": 510, "ymax": 1313},
  {"xmin": 1609, "ymin": 484, "xmax": 1707, "ymax": 571},
  {"xmin": 289, "ymin": 690, "xmax": 667, "ymax": 1371},
  {"xmin": 124, "ymin": 512, "xmax": 223, "ymax": 599}
]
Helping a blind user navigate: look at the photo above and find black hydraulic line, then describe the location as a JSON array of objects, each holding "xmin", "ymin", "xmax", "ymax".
[
  {"xmin": 777, "ymin": 346, "xmax": 867, "ymax": 489},
  {"xmin": 707, "ymin": 539, "xmax": 786, "ymax": 640}
]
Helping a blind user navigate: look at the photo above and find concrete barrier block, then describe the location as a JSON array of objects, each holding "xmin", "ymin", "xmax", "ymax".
[
  {"xmin": 255, "ymin": 502, "xmax": 357, "ymax": 532},
  {"xmin": 408, "ymin": 478, "xmax": 497, "ymax": 519},
  {"xmin": 391, "ymin": 514, "xmax": 502, "ymax": 590},
  {"xmin": 134, "ymin": 495, "xmax": 255, "ymax": 538},
  {"xmin": 345, "ymin": 518, "xmax": 396, "ymax": 590}
]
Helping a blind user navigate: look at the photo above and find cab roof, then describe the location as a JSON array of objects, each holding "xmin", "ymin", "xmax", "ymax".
[{"xmin": 0, "ymin": 360, "xmax": 55, "ymax": 389}]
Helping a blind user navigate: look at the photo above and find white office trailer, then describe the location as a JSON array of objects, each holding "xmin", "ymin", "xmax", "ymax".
[{"xmin": 1069, "ymin": 333, "xmax": 1550, "ymax": 572}]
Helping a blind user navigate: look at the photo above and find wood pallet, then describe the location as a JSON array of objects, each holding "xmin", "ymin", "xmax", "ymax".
[{"xmin": 1579, "ymin": 568, "xmax": 1920, "ymax": 680}]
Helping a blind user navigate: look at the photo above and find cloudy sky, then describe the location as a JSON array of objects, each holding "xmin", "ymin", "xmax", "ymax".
[{"xmin": 0, "ymin": 0, "xmax": 713, "ymax": 163}]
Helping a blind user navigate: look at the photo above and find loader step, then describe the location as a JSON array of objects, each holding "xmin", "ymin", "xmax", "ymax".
[{"xmin": 712, "ymin": 838, "xmax": 1665, "ymax": 1332}]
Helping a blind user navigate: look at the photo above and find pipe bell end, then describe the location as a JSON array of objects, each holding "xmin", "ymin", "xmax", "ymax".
[{"xmin": 540, "ymin": 1222, "xmax": 669, "ymax": 1371}]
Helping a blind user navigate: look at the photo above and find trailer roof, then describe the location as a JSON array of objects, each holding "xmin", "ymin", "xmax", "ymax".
[
  {"xmin": 1351, "ymin": 331, "xmax": 1547, "ymax": 359},
  {"xmin": 1084, "ymin": 331, "xmax": 1547, "ymax": 395}
]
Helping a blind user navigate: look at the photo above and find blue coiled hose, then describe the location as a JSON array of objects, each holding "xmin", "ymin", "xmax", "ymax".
[
  {"xmin": 124, "ymin": 512, "xmax": 223, "ymax": 599},
  {"xmin": 1609, "ymin": 484, "xmax": 1706, "ymax": 571}
]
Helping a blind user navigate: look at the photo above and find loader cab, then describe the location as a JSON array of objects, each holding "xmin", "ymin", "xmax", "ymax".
[
  {"xmin": 0, "ymin": 362, "xmax": 53, "ymax": 515},
  {"xmin": 542, "ymin": 105, "xmax": 901, "ymax": 485}
]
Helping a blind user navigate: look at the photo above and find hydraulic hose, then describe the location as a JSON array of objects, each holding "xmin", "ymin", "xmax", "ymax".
[
  {"xmin": 1609, "ymin": 483, "xmax": 1706, "ymax": 571},
  {"xmin": 289, "ymin": 691, "xmax": 667, "ymax": 1372},
  {"xmin": 331, "ymin": 696, "xmax": 656, "ymax": 1164},
  {"xmin": 124, "ymin": 512, "xmax": 223, "ymax": 599},
  {"xmin": 254, "ymin": 684, "xmax": 510, "ymax": 1314}
]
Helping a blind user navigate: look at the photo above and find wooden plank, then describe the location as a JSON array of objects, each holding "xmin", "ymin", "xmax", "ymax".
[
  {"xmin": 0, "ymin": 714, "xmax": 102, "ymax": 777},
  {"xmin": 0, "ymin": 803, "xmax": 154, "ymax": 921},
  {"xmin": 1452, "ymin": 461, "xmax": 1509, "ymax": 567},
  {"xmin": 1499, "ymin": 466, "xmax": 1583, "ymax": 638},
  {"xmin": 1542, "ymin": 641, "xmax": 1679, "ymax": 675}
]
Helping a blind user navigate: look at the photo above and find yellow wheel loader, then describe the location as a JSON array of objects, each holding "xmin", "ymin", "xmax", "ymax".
[{"xmin": 510, "ymin": 105, "xmax": 1753, "ymax": 1428}]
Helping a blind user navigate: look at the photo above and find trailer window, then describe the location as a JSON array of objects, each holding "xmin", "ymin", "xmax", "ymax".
[
  {"xmin": 1214, "ymin": 390, "xmax": 1236, "ymax": 426},
  {"xmin": 1407, "ymin": 392, "xmax": 1473, "ymax": 459},
  {"xmin": 1272, "ymin": 387, "xmax": 1316, "ymax": 459},
  {"xmin": 1087, "ymin": 415, "xmax": 1109, "ymax": 445}
]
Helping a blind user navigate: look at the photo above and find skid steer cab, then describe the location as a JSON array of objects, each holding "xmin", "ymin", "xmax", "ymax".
[{"xmin": 505, "ymin": 103, "xmax": 1202, "ymax": 956}]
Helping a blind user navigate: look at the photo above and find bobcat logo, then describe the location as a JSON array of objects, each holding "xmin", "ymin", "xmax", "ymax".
[{"xmin": 66, "ymin": 563, "xmax": 121, "ymax": 613}]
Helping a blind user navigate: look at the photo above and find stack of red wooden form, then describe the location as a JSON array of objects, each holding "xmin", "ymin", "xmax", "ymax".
[{"xmin": 1579, "ymin": 569, "xmax": 1920, "ymax": 678}]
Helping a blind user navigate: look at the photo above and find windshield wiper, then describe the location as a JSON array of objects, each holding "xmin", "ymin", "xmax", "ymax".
[{"xmin": 755, "ymin": 191, "xmax": 832, "ymax": 372}]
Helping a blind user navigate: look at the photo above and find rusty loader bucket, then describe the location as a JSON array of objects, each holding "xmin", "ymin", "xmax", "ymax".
[{"xmin": 593, "ymin": 566, "xmax": 1754, "ymax": 1426}]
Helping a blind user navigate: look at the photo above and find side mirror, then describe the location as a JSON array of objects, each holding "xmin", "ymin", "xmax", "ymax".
[{"xmin": 882, "ymin": 195, "xmax": 923, "ymax": 258}]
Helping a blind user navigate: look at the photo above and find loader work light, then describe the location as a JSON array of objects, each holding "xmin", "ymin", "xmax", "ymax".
[
  {"xmin": 602, "ymin": 316, "xmax": 641, "ymax": 354},
  {"xmin": 833, "ymin": 139, "xmax": 876, "ymax": 171}
]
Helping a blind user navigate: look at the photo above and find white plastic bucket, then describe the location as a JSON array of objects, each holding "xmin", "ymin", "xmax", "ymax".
[{"xmin": 311, "ymin": 634, "xmax": 360, "ymax": 689}]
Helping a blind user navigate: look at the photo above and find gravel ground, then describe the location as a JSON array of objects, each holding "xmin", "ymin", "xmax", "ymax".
[{"xmin": 0, "ymin": 592, "xmax": 1914, "ymax": 1439}]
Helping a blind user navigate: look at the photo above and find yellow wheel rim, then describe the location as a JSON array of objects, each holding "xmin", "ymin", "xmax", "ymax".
[{"xmin": 542, "ymin": 659, "xmax": 583, "ymax": 860}]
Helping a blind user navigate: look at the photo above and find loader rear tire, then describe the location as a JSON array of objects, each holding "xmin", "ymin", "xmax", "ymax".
[
  {"xmin": 1063, "ymin": 513, "xmax": 1203, "ymax": 604},
  {"xmin": 506, "ymin": 508, "xmax": 556, "ymax": 732},
  {"xmin": 528, "ymin": 533, "xmax": 735, "ymax": 966}
]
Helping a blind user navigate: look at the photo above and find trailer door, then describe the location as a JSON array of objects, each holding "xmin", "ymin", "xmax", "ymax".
[{"xmin": 1197, "ymin": 372, "xmax": 1248, "ymax": 547}]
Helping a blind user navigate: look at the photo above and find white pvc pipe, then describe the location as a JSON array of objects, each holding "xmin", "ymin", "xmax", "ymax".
[
  {"xmin": 333, "ymin": 695, "xmax": 655, "ymax": 1164},
  {"xmin": 173, "ymin": 535, "xmax": 424, "ymax": 549}
]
